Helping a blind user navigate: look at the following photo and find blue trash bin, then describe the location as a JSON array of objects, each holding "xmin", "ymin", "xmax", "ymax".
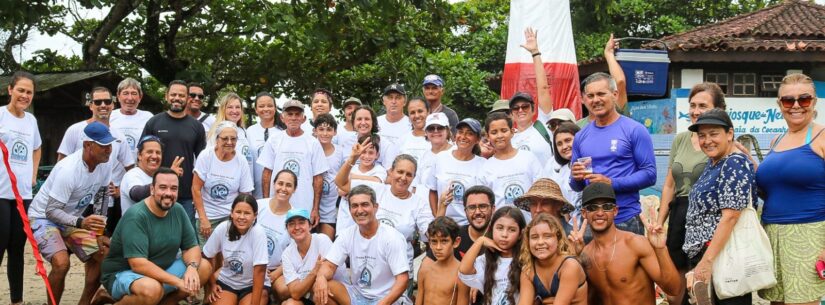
[{"xmin": 616, "ymin": 49, "xmax": 670, "ymax": 97}]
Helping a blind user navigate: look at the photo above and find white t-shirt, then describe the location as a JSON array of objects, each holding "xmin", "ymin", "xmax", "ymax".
[
  {"xmin": 325, "ymin": 223, "xmax": 410, "ymax": 300},
  {"xmin": 426, "ymin": 150, "xmax": 486, "ymax": 225},
  {"xmin": 234, "ymin": 127, "xmax": 256, "ymax": 188},
  {"xmin": 537, "ymin": 109, "xmax": 552, "ymax": 125},
  {"xmin": 57, "ymin": 120, "xmax": 134, "ymax": 189},
  {"xmin": 458, "ymin": 256, "xmax": 517, "ymax": 305},
  {"xmin": 119, "ymin": 167, "xmax": 152, "ymax": 215},
  {"xmin": 540, "ymin": 160, "xmax": 581, "ymax": 222},
  {"xmin": 479, "ymin": 150, "xmax": 541, "ymax": 208},
  {"xmin": 193, "ymin": 148, "xmax": 254, "ymax": 219},
  {"xmin": 512, "ymin": 126, "xmax": 554, "ymax": 166},
  {"xmin": 0, "ymin": 106, "xmax": 42, "ymax": 199},
  {"xmin": 282, "ymin": 233, "xmax": 346, "ymax": 285},
  {"xmin": 110, "ymin": 109, "xmax": 153, "ymax": 187},
  {"xmin": 376, "ymin": 115, "xmax": 412, "ymax": 146},
  {"xmin": 320, "ymin": 145, "xmax": 345, "ymax": 223},
  {"xmin": 28, "ymin": 150, "xmax": 112, "ymax": 221},
  {"xmin": 196, "ymin": 112, "xmax": 216, "ymax": 133},
  {"xmin": 256, "ymin": 199, "xmax": 291, "ymax": 269},
  {"xmin": 333, "ymin": 125, "xmax": 357, "ymax": 153},
  {"xmin": 257, "ymin": 132, "xmax": 329, "ymax": 212},
  {"xmin": 352, "ymin": 164, "xmax": 387, "ymax": 183},
  {"xmin": 203, "ymin": 222, "xmax": 270, "ymax": 289},
  {"xmin": 246, "ymin": 123, "xmax": 283, "ymax": 199},
  {"xmin": 301, "ymin": 120, "xmax": 314, "ymax": 136},
  {"xmin": 336, "ymin": 180, "xmax": 432, "ymax": 261},
  {"xmin": 397, "ymin": 134, "xmax": 429, "ymax": 164}
]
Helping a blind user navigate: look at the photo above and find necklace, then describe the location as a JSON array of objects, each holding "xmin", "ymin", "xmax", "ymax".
[{"xmin": 594, "ymin": 231, "xmax": 617, "ymax": 272}]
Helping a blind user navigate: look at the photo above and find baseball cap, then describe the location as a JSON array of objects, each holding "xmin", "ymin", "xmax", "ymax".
[
  {"xmin": 285, "ymin": 209, "xmax": 311, "ymax": 224},
  {"xmin": 549, "ymin": 108, "xmax": 576, "ymax": 122},
  {"xmin": 489, "ymin": 99, "xmax": 511, "ymax": 114},
  {"xmin": 422, "ymin": 74, "xmax": 444, "ymax": 87},
  {"xmin": 425, "ymin": 113, "xmax": 449, "ymax": 129},
  {"xmin": 383, "ymin": 83, "xmax": 406, "ymax": 96},
  {"xmin": 509, "ymin": 92, "xmax": 534, "ymax": 108},
  {"xmin": 688, "ymin": 109, "xmax": 733, "ymax": 132},
  {"xmin": 456, "ymin": 118, "xmax": 482, "ymax": 135},
  {"xmin": 581, "ymin": 182, "xmax": 616, "ymax": 207},
  {"xmin": 282, "ymin": 99, "xmax": 305, "ymax": 112},
  {"xmin": 514, "ymin": 178, "xmax": 569, "ymax": 212},
  {"xmin": 83, "ymin": 121, "xmax": 117, "ymax": 146},
  {"xmin": 343, "ymin": 97, "xmax": 362, "ymax": 108}
]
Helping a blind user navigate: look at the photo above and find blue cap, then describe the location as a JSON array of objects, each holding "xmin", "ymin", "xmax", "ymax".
[
  {"xmin": 83, "ymin": 121, "xmax": 117, "ymax": 146},
  {"xmin": 422, "ymin": 74, "xmax": 444, "ymax": 87},
  {"xmin": 285, "ymin": 209, "xmax": 311, "ymax": 224},
  {"xmin": 456, "ymin": 118, "xmax": 482, "ymax": 135}
]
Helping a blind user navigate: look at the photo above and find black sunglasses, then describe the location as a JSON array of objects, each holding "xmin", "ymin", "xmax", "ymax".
[
  {"xmin": 189, "ymin": 93, "xmax": 206, "ymax": 100},
  {"xmin": 779, "ymin": 94, "xmax": 814, "ymax": 108},
  {"xmin": 92, "ymin": 99, "xmax": 113, "ymax": 106},
  {"xmin": 583, "ymin": 202, "xmax": 616, "ymax": 212},
  {"xmin": 426, "ymin": 125, "xmax": 447, "ymax": 133}
]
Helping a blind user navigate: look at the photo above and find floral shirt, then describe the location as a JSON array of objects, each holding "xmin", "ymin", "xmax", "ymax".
[{"xmin": 684, "ymin": 153, "xmax": 755, "ymax": 258}]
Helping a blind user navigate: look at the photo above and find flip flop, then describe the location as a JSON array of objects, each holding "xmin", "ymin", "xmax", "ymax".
[{"xmin": 691, "ymin": 280, "xmax": 714, "ymax": 305}]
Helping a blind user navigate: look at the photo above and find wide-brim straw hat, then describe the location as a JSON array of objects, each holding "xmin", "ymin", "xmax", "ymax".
[{"xmin": 514, "ymin": 178, "xmax": 573, "ymax": 212}]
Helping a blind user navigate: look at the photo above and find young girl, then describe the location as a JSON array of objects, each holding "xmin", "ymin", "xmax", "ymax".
[
  {"xmin": 518, "ymin": 214, "xmax": 587, "ymax": 305},
  {"xmin": 459, "ymin": 206, "xmax": 526, "ymax": 305},
  {"xmin": 256, "ymin": 169, "xmax": 298, "ymax": 302},
  {"xmin": 203, "ymin": 194, "xmax": 269, "ymax": 305},
  {"xmin": 541, "ymin": 122, "xmax": 582, "ymax": 222}
]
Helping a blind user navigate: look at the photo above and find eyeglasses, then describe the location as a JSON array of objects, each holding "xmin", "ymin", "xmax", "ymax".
[
  {"xmin": 510, "ymin": 103, "xmax": 532, "ymax": 113},
  {"xmin": 92, "ymin": 99, "xmax": 113, "ymax": 106},
  {"xmin": 465, "ymin": 203, "xmax": 492, "ymax": 212},
  {"xmin": 218, "ymin": 136, "xmax": 238, "ymax": 142},
  {"xmin": 779, "ymin": 94, "xmax": 814, "ymax": 108},
  {"xmin": 189, "ymin": 93, "xmax": 206, "ymax": 100},
  {"xmin": 426, "ymin": 125, "xmax": 447, "ymax": 133},
  {"xmin": 583, "ymin": 202, "xmax": 617, "ymax": 212}
]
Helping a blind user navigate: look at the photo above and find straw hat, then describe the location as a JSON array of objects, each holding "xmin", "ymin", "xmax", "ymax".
[{"xmin": 514, "ymin": 178, "xmax": 572, "ymax": 212}]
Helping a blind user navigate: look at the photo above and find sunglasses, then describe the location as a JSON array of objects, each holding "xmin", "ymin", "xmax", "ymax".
[
  {"xmin": 189, "ymin": 93, "xmax": 206, "ymax": 100},
  {"xmin": 779, "ymin": 94, "xmax": 814, "ymax": 108},
  {"xmin": 510, "ymin": 103, "xmax": 532, "ymax": 113},
  {"xmin": 426, "ymin": 125, "xmax": 447, "ymax": 133},
  {"xmin": 91, "ymin": 99, "xmax": 113, "ymax": 106},
  {"xmin": 583, "ymin": 202, "xmax": 617, "ymax": 212}
]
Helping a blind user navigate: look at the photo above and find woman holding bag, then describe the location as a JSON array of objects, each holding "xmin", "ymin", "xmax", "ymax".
[
  {"xmin": 756, "ymin": 73, "xmax": 825, "ymax": 305},
  {"xmin": 683, "ymin": 109, "xmax": 755, "ymax": 305}
]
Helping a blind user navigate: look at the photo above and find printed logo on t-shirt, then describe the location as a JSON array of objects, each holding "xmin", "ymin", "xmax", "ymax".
[
  {"xmin": 504, "ymin": 184, "xmax": 525, "ymax": 205},
  {"xmin": 10, "ymin": 141, "xmax": 27, "ymax": 161},
  {"xmin": 242, "ymin": 145, "xmax": 252, "ymax": 162},
  {"xmin": 257, "ymin": 146, "xmax": 264, "ymax": 156},
  {"xmin": 378, "ymin": 217, "xmax": 396, "ymax": 228},
  {"xmin": 610, "ymin": 139, "xmax": 618, "ymax": 152},
  {"xmin": 451, "ymin": 181, "xmax": 466, "ymax": 204},
  {"xmin": 517, "ymin": 144, "xmax": 531, "ymax": 152},
  {"xmin": 266, "ymin": 236, "xmax": 275, "ymax": 256},
  {"xmin": 210, "ymin": 184, "xmax": 230, "ymax": 200},
  {"xmin": 284, "ymin": 159, "xmax": 301, "ymax": 177},
  {"xmin": 76, "ymin": 193, "xmax": 94, "ymax": 210},
  {"xmin": 227, "ymin": 258, "xmax": 243, "ymax": 274},
  {"xmin": 125, "ymin": 135, "xmax": 136, "ymax": 150},
  {"xmin": 322, "ymin": 180, "xmax": 330, "ymax": 195},
  {"xmin": 358, "ymin": 266, "xmax": 372, "ymax": 288}
]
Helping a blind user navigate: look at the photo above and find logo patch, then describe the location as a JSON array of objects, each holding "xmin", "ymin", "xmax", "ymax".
[
  {"xmin": 76, "ymin": 193, "xmax": 94, "ymax": 209},
  {"xmin": 210, "ymin": 184, "xmax": 230, "ymax": 200},
  {"xmin": 504, "ymin": 184, "xmax": 525, "ymax": 205},
  {"xmin": 125, "ymin": 135, "xmax": 136, "ymax": 150},
  {"xmin": 451, "ymin": 181, "xmax": 466, "ymax": 204},
  {"xmin": 227, "ymin": 259, "xmax": 243, "ymax": 274},
  {"xmin": 283, "ymin": 159, "xmax": 300, "ymax": 177},
  {"xmin": 10, "ymin": 142, "xmax": 27, "ymax": 161}
]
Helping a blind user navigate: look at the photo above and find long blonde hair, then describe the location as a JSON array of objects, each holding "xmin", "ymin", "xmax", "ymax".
[
  {"xmin": 519, "ymin": 213, "xmax": 575, "ymax": 273},
  {"xmin": 207, "ymin": 92, "xmax": 246, "ymax": 140}
]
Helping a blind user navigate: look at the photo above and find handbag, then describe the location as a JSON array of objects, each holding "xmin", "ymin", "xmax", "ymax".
[{"xmin": 711, "ymin": 158, "xmax": 777, "ymax": 299}]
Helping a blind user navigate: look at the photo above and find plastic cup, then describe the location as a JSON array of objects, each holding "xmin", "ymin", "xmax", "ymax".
[
  {"xmin": 95, "ymin": 216, "xmax": 108, "ymax": 235},
  {"xmin": 577, "ymin": 157, "xmax": 593, "ymax": 174}
]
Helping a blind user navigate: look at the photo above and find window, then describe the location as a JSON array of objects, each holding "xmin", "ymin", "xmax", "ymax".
[
  {"xmin": 761, "ymin": 74, "xmax": 784, "ymax": 92},
  {"xmin": 705, "ymin": 73, "xmax": 729, "ymax": 94},
  {"xmin": 732, "ymin": 73, "xmax": 756, "ymax": 96}
]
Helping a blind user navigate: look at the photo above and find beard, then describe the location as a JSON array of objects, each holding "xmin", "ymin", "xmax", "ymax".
[
  {"xmin": 469, "ymin": 217, "xmax": 489, "ymax": 232},
  {"xmin": 155, "ymin": 195, "xmax": 176, "ymax": 211},
  {"xmin": 169, "ymin": 100, "xmax": 186, "ymax": 112}
]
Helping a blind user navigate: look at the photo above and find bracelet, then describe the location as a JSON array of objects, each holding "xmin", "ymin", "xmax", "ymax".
[
  {"xmin": 531, "ymin": 52, "xmax": 541, "ymax": 57},
  {"xmin": 187, "ymin": 261, "xmax": 200, "ymax": 269}
]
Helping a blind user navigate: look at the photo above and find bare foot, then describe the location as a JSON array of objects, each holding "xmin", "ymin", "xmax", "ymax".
[{"xmin": 90, "ymin": 287, "xmax": 114, "ymax": 305}]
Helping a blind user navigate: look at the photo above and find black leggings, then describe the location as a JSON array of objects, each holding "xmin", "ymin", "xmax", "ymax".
[{"xmin": 0, "ymin": 198, "xmax": 30, "ymax": 303}]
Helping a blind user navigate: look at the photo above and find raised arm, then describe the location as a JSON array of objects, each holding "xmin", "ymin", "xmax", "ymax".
[
  {"xmin": 335, "ymin": 137, "xmax": 371, "ymax": 194},
  {"xmin": 605, "ymin": 34, "xmax": 627, "ymax": 112},
  {"xmin": 521, "ymin": 27, "xmax": 553, "ymax": 116}
]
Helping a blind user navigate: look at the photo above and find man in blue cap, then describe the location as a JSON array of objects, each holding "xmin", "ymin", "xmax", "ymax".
[
  {"xmin": 422, "ymin": 74, "xmax": 459, "ymax": 133},
  {"xmin": 28, "ymin": 121, "xmax": 116, "ymax": 305}
]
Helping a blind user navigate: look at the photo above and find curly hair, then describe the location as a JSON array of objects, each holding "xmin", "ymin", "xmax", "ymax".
[
  {"xmin": 482, "ymin": 206, "xmax": 526, "ymax": 305},
  {"xmin": 519, "ymin": 214, "xmax": 576, "ymax": 275}
]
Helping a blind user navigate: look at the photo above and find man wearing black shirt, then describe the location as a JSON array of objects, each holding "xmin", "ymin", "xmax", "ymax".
[
  {"xmin": 141, "ymin": 80, "xmax": 206, "ymax": 230},
  {"xmin": 425, "ymin": 185, "xmax": 494, "ymax": 260}
]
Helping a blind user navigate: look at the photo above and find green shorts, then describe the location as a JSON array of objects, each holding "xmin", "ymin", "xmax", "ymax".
[{"xmin": 759, "ymin": 220, "xmax": 825, "ymax": 303}]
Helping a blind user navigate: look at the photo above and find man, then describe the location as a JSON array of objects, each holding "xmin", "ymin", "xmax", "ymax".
[
  {"xmin": 109, "ymin": 78, "xmax": 153, "ymax": 230},
  {"xmin": 421, "ymin": 74, "xmax": 459, "ymax": 133},
  {"xmin": 514, "ymin": 178, "xmax": 574, "ymax": 234},
  {"xmin": 577, "ymin": 34, "xmax": 628, "ymax": 128},
  {"xmin": 376, "ymin": 83, "xmax": 411, "ymax": 145},
  {"xmin": 426, "ymin": 185, "xmax": 494, "ymax": 260},
  {"xmin": 333, "ymin": 96, "xmax": 362, "ymax": 150},
  {"xmin": 258, "ymin": 100, "xmax": 328, "ymax": 226},
  {"xmin": 301, "ymin": 88, "xmax": 334, "ymax": 134},
  {"xmin": 185, "ymin": 82, "xmax": 215, "ymax": 132},
  {"xmin": 141, "ymin": 80, "xmax": 207, "ymax": 227},
  {"xmin": 313, "ymin": 185, "xmax": 410, "ymax": 305},
  {"xmin": 572, "ymin": 182, "xmax": 681, "ymax": 305},
  {"xmin": 570, "ymin": 72, "xmax": 656, "ymax": 235},
  {"xmin": 100, "ymin": 167, "xmax": 211, "ymax": 305},
  {"xmin": 28, "ymin": 122, "xmax": 115, "ymax": 305},
  {"xmin": 509, "ymin": 92, "xmax": 554, "ymax": 163}
]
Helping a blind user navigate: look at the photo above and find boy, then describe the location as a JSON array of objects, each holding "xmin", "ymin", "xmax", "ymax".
[
  {"xmin": 313, "ymin": 113, "xmax": 343, "ymax": 239},
  {"xmin": 416, "ymin": 216, "xmax": 469, "ymax": 305}
]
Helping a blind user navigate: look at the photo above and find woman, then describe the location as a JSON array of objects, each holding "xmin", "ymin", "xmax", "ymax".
[
  {"xmin": 210, "ymin": 92, "xmax": 256, "ymax": 184},
  {"xmin": 194, "ymin": 121, "xmax": 255, "ymax": 244},
  {"xmin": 0, "ymin": 71, "xmax": 40, "ymax": 305},
  {"xmin": 479, "ymin": 112, "xmax": 542, "ymax": 212},
  {"xmin": 428, "ymin": 118, "xmax": 485, "ymax": 224},
  {"xmin": 756, "ymin": 73, "xmax": 825, "ymax": 305},
  {"xmin": 684, "ymin": 109, "xmax": 754, "ymax": 305},
  {"xmin": 204, "ymin": 194, "xmax": 269, "ymax": 305},
  {"xmin": 303, "ymin": 89, "xmax": 333, "ymax": 134},
  {"xmin": 518, "ymin": 214, "xmax": 586, "ymax": 305},
  {"xmin": 541, "ymin": 122, "xmax": 582, "ymax": 222},
  {"xmin": 417, "ymin": 112, "xmax": 454, "ymax": 200},
  {"xmin": 398, "ymin": 97, "xmax": 431, "ymax": 163},
  {"xmin": 335, "ymin": 146, "xmax": 433, "ymax": 262},
  {"xmin": 119, "ymin": 135, "xmax": 183, "ymax": 214},
  {"xmin": 256, "ymin": 169, "xmax": 298, "ymax": 302},
  {"xmin": 459, "ymin": 206, "xmax": 526, "ymax": 305},
  {"xmin": 247, "ymin": 92, "xmax": 284, "ymax": 198},
  {"xmin": 656, "ymin": 83, "xmax": 725, "ymax": 305},
  {"xmin": 349, "ymin": 106, "xmax": 397, "ymax": 166}
]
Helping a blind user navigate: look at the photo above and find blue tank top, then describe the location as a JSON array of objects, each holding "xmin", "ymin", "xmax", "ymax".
[{"xmin": 756, "ymin": 130, "xmax": 825, "ymax": 224}]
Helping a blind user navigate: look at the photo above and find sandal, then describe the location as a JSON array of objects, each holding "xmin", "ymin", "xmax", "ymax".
[{"xmin": 690, "ymin": 279, "xmax": 714, "ymax": 305}]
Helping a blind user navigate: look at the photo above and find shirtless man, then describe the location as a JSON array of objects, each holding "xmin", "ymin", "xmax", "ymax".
[{"xmin": 569, "ymin": 182, "xmax": 681, "ymax": 304}]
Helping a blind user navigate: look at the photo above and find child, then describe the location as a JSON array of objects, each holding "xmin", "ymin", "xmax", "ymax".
[
  {"xmin": 459, "ymin": 206, "xmax": 526, "ymax": 305},
  {"xmin": 417, "ymin": 217, "xmax": 469, "ymax": 305},
  {"xmin": 313, "ymin": 113, "xmax": 343, "ymax": 239},
  {"xmin": 350, "ymin": 134, "xmax": 387, "ymax": 183}
]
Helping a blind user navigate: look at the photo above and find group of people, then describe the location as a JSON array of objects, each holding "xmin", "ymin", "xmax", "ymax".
[{"xmin": 0, "ymin": 27, "xmax": 823, "ymax": 305}]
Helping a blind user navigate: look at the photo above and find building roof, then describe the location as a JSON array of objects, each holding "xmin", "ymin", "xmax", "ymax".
[
  {"xmin": 0, "ymin": 70, "xmax": 114, "ymax": 94},
  {"xmin": 655, "ymin": 0, "xmax": 825, "ymax": 52}
]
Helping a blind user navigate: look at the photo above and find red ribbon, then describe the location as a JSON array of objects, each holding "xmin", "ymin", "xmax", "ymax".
[{"xmin": 0, "ymin": 140, "xmax": 57, "ymax": 305}]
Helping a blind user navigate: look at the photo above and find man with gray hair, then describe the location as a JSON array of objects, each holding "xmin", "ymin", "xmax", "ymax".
[{"xmin": 569, "ymin": 72, "xmax": 656, "ymax": 236}]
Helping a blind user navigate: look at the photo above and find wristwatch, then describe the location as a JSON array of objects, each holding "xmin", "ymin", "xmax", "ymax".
[{"xmin": 187, "ymin": 261, "xmax": 199, "ymax": 269}]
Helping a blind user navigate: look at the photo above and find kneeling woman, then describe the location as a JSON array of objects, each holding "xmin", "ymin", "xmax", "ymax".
[
  {"xmin": 518, "ymin": 214, "xmax": 587, "ymax": 305},
  {"xmin": 203, "ymin": 194, "xmax": 270, "ymax": 305}
]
